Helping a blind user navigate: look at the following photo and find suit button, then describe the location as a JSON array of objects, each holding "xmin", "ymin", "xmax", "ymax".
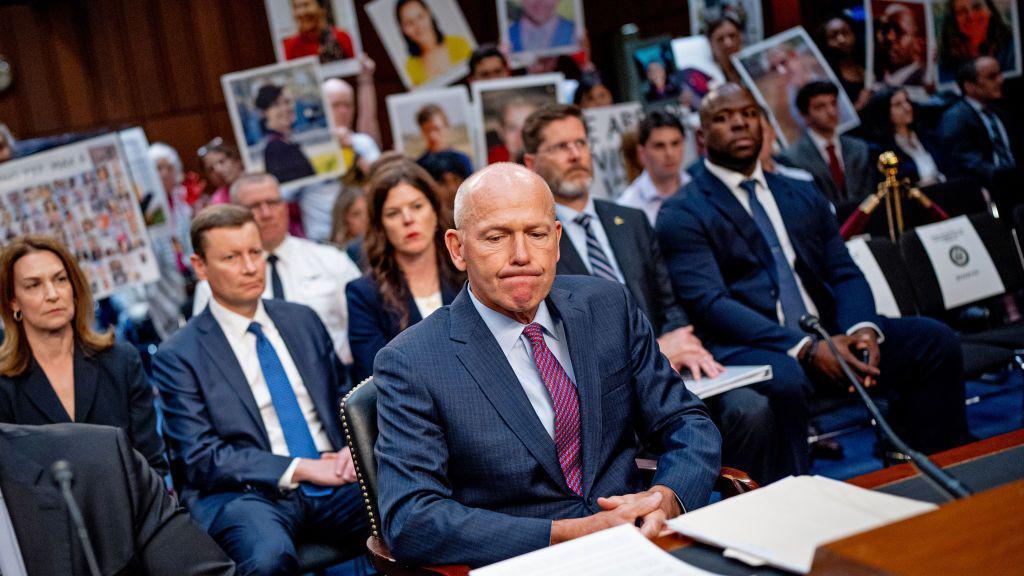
[{"xmin": 771, "ymin": 289, "xmax": 778, "ymax": 298}]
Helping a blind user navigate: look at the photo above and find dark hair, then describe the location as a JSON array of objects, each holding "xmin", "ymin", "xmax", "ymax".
[
  {"xmin": 521, "ymin": 104, "xmax": 588, "ymax": 155},
  {"xmin": 330, "ymin": 185, "xmax": 366, "ymax": 247},
  {"xmin": 0, "ymin": 236, "xmax": 113, "ymax": 377},
  {"xmin": 940, "ymin": 0, "xmax": 1012, "ymax": 73},
  {"xmin": 190, "ymin": 204, "xmax": 256, "ymax": 259},
  {"xmin": 820, "ymin": 13, "xmax": 864, "ymax": 65},
  {"xmin": 956, "ymin": 57, "xmax": 982, "ymax": 93},
  {"xmin": 363, "ymin": 159, "xmax": 463, "ymax": 330},
  {"xmin": 795, "ymin": 80, "xmax": 839, "ymax": 115},
  {"xmin": 704, "ymin": 14, "xmax": 742, "ymax": 37},
  {"xmin": 254, "ymin": 84, "xmax": 284, "ymax": 111},
  {"xmin": 859, "ymin": 86, "xmax": 911, "ymax": 144},
  {"xmin": 469, "ymin": 43, "xmax": 507, "ymax": 76},
  {"xmin": 573, "ymin": 73, "xmax": 610, "ymax": 106},
  {"xmin": 395, "ymin": 0, "xmax": 444, "ymax": 57},
  {"xmin": 638, "ymin": 110, "xmax": 685, "ymax": 145},
  {"xmin": 418, "ymin": 150, "xmax": 472, "ymax": 180},
  {"xmin": 415, "ymin": 104, "xmax": 446, "ymax": 127}
]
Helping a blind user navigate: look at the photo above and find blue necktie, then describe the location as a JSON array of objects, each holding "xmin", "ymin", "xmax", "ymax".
[
  {"xmin": 247, "ymin": 322, "xmax": 330, "ymax": 497},
  {"xmin": 740, "ymin": 179, "xmax": 807, "ymax": 330},
  {"xmin": 982, "ymin": 109, "xmax": 1016, "ymax": 168},
  {"xmin": 573, "ymin": 213, "xmax": 619, "ymax": 282}
]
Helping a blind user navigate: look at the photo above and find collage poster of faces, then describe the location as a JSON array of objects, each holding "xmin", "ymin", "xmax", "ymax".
[{"xmin": 0, "ymin": 134, "xmax": 159, "ymax": 299}]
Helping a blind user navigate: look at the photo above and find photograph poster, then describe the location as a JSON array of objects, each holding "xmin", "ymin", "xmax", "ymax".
[
  {"xmin": 471, "ymin": 73, "xmax": 564, "ymax": 165},
  {"xmin": 931, "ymin": 0, "xmax": 1021, "ymax": 89},
  {"xmin": 386, "ymin": 86, "xmax": 477, "ymax": 173},
  {"xmin": 118, "ymin": 127, "xmax": 173, "ymax": 239},
  {"xmin": 689, "ymin": 0, "xmax": 764, "ymax": 42},
  {"xmin": 0, "ymin": 134, "xmax": 159, "ymax": 298},
  {"xmin": 221, "ymin": 57, "xmax": 345, "ymax": 192},
  {"xmin": 583, "ymin": 102, "xmax": 643, "ymax": 200},
  {"xmin": 265, "ymin": 0, "xmax": 364, "ymax": 78},
  {"xmin": 865, "ymin": 0, "xmax": 935, "ymax": 99},
  {"xmin": 497, "ymin": 0, "xmax": 584, "ymax": 65}
]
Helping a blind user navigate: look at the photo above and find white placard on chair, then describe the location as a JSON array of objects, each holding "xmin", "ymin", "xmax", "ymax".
[
  {"xmin": 914, "ymin": 216, "xmax": 1005, "ymax": 309},
  {"xmin": 845, "ymin": 238, "xmax": 902, "ymax": 318}
]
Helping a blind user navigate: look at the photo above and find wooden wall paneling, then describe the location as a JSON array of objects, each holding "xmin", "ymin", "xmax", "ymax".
[
  {"xmin": 84, "ymin": 0, "xmax": 138, "ymax": 124},
  {"xmin": 155, "ymin": 0, "xmax": 204, "ymax": 111},
  {"xmin": 0, "ymin": 9, "xmax": 24, "ymax": 136},
  {"xmin": 120, "ymin": 0, "xmax": 174, "ymax": 118},
  {"xmin": 6, "ymin": 5, "xmax": 66, "ymax": 135},
  {"xmin": 142, "ymin": 111, "xmax": 209, "ymax": 166},
  {"xmin": 188, "ymin": 0, "xmax": 236, "ymax": 109},
  {"xmin": 47, "ymin": 2, "xmax": 100, "ymax": 130},
  {"xmin": 222, "ymin": 0, "xmax": 276, "ymax": 72}
]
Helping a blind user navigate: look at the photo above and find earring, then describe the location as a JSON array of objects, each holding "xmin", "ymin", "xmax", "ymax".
[{"xmin": 12, "ymin": 310, "xmax": 21, "ymax": 322}]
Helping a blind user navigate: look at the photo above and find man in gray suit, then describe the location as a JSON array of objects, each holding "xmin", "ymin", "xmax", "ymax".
[{"xmin": 782, "ymin": 81, "xmax": 872, "ymax": 207}]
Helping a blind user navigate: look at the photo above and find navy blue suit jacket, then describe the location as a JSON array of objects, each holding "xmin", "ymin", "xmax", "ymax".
[
  {"xmin": 656, "ymin": 163, "xmax": 879, "ymax": 354},
  {"xmin": 151, "ymin": 299, "xmax": 347, "ymax": 517},
  {"xmin": 374, "ymin": 276, "xmax": 721, "ymax": 567},
  {"xmin": 346, "ymin": 273, "xmax": 460, "ymax": 382},
  {"xmin": 937, "ymin": 99, "xmax": 1018, "ymax": 190}
]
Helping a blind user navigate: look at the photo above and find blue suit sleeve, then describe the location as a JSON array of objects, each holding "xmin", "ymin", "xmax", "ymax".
[
  {"xmin": 375, "ymin": 345, "xmax": 552, "ymax": 567},
  {"xmin": 346, "ymin": 281, "xmax": 390, "ymax": 383}
]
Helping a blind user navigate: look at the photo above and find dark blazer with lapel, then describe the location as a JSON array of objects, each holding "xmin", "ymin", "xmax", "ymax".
[
  {"xmin": 345, "ymin": 272, "xmax": 461, "ymax": 381},
  {"xmin": 151, "ymin": 299, "xmax": 346, "ymax": 519},
  {"xmin": 937, "ymin": 99, "xmax": 1017, "ymax": 189},
  {"xmin": 0, "ymin": 341, "xmax": 167, "ymax": 476},
  {"xmin": 556, "ymin": 199, "xmax": 690, "ymax": 335},
  {"xmin": 0, "ymin": 423, "xmax": 234, "ymax": 576},
  {"xmin": 655, "ymin": 162, "xmax": 879, "ymax": 354},
  {"xmin": 782, "ymin": 130, "xmax": 872, "ymax": 204},
  {"xmin": 374, "ymin": 276, "xmax": 721, "ymax": 567}
]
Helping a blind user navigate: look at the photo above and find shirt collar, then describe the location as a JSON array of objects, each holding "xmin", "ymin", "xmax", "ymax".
[
  {"xmin": 467, "ymin": 284, "xmax": 559, "ymax": 355},
  {"xmin": 554, "ymin": 196, "xmax": 597, "ymax": 224},
  {"xmin": 268, "ymin": 234, "xmax": 296, "ymax": 259},
  {"xmin": 703, "ymin": 158, "xmax": 768, "ymax": 193},
  {"xmin": 635, "ymin": 169, "xmax": 692, "ymax": 202},
  {"xmin": 209, "ymin": 296, "xmax": 271, "ymax": 341},
  {"xmin": 807, "ymin": 128, "xmax": 839, "ymax": 153}
]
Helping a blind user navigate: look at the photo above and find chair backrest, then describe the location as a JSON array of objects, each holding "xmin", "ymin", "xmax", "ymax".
[
  {"xmin": 863, "ymin": 238, "xmax": 919, "ymax": 317},
  {"xmin": 341, "ymin": 377, "xmax": 381, "ymax": 538}
]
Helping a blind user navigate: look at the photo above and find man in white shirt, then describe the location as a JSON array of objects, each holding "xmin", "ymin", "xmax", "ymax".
[
  {"xmin": 153, "ymin": 205, "xmax": 366, "ymax": 576},
  {"xmin": 618, "ymin": 110, "xmax": 693, "ymax": 226},
  {"xmin": 193, "ymin": 173, "xmax": 362, "ymax": 365}
]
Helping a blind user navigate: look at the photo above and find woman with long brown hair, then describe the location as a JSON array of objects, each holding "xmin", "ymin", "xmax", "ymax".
[
  {"xmin": 345, "ymin": 160, "xmax": 463, "ymax": 380},
  {"xmin": 0, "ymin": 235, "xmax": 167, "ymax": 475}
]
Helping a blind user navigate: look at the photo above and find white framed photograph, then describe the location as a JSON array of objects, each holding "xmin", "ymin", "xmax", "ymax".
[
  {"xmin": 865, "ymin": 0, "xmax": 936, "ymax": 99},
  {"xmin": 265, "ymin": 0, "xmax": 364, "ymax": 78},
  {"xmin": 670, "ymin": 35, "xmax": 727, "ymax": 112},
  {"xmin": 931, "ymin": 0, "xmax": 1021, "ymax": 90},
  {"xmin": 221, "ymin": 57, "xmax": 345, "ymax": 192},
  {"xmin": 470, "ymin": 73, "xmax": 564, "ymax": 165},
  {"xmin": 365, "ymin": 0, "xmax": 477, "ymax": 90},
  {"xmin": 732, "ymin": 26, "xmax": 860, "ymax": 148},
  {"xmin": 583, "ymin": 102, "xmax": 643, "ymax": 200},
  {"xmin": 689, "ymin": 0, "xmax": 763, "ymax": 43},
  {"xmin": 497, "ymin": 0, "xmax": 584, "ymax": 65},
  {"xmin": 386, "ymin": 86, "xmax": 477, "ymax": 172}
]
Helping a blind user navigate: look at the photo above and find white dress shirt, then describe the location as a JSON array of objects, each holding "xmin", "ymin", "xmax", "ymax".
[
  {"xmin": 617, "ymin": 168, "xmax": 693, "ymax": 226},
  {"xmin": 0, "ymin": 484, "xmax": 29, "ymax": 576},
  {"xmin": 209, "ymin": 297, "xmax": 333, "ymax": 488},
  {"xmin": 195, "ymin": 235, "xmax": 362, "ymax": 364},
  {"xmin": 468, "ymin": 287, "xmax": 576, "ymax": 439},
  {"xmin": 413, "ymin": 291, "xmax": 443, "ymax": 320},
  {"xmin": 807, "ymin": 129, "xmax": 844, "ymax": 171},
  {"xmin": 894, "ymin": 132, "xmax": 943, "ymax": 185},
  {"xmin": 555, "ymin": 197, "xmax": 626, "ymax": 283},
  {"xmin": 704, "ymin": 159, "xmax": 882, "ymax": 355}
]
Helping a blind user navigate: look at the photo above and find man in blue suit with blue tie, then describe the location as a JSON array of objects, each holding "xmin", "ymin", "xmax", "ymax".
[
  {"xmin": 374, "ymin": 163, "xmax": 721, "ymax": 567},
  {"xmin": 656, "ymin": 84, "xmax": 968, "ymax": 482},
  {"xmin": 152, "ymin": 205, "xmax": 366, "ymax": 576}
]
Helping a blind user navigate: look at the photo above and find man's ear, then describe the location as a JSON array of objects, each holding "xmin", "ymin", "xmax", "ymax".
[
  {"xmin": 444, "ymin": 229, "xmax": 467, "ymax": 272},
  {"xmin": 190, "ymin": 253, "xmax": 208, "ymax": 281},
  {"xmin": 523, "ymin": 153, "xmax": 536, "ymax": 170}
]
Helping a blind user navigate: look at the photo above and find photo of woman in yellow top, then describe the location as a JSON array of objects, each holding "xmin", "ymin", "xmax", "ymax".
[{"xmin": 396, "ymin": 0, "xmax": 472, "ymax": 86}]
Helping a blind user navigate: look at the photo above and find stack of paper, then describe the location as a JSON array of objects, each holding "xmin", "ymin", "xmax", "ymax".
[
  {"xmin": 470, "ymin": 524, "xmax": 719, "ymax": 576},
  {"xmin": 684, "ymin": 365, "xmax": 772, "ymax": 399},
  {"xmin": 667, "ymin": 475, "xmax": 938, "ymax": 574}
]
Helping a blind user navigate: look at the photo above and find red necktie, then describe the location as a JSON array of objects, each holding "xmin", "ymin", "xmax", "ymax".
[
  {"xmin": 522, "ymin": 323, "xmax": 583, "ymax": 496},
  {"xmin": 826, "ymin": 142, "xmax": 847, "ymax": 199}
]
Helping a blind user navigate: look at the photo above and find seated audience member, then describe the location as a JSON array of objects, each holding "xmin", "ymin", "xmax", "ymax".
[
  {"xmin": 154, "ymin": 206, "xmax": 365, "ymax": 576},
  {"xmin": 414, "ymin": 104, "xmax": 474, "ymax": 179},
  {"xmin": 573, "ymin": 73, "xmax": 613, "ymax": 109},
  {"xmin": 657, "ymin": 84, "xmax": 969, "ymax": 482},
  {"xmin": 523, "ymin": 104, "xmax": 721, "ymax": 379},
  {"xmin": 487, "ymin": 98, "xmax": 538, "ymax": 164},
  {"xmin": 468, "ymin": 43, "xmax": 512, "ymax": 83},
  {"xmin": 375, "ymin": 163, "xmax": 722, "ymax": 567},
  {"xmin": 346, "ymin": 160, "xmax": 464, "ymax": 381},
  {"xmin": 418, "ymin": 149, "xmax": 471, "ymax": 209},
  {"xmin": 938, "ymin": 56, "xmax": 1018, "ymax": 204},
  {"xmin": 0, "ymin": 236, "xmax": 168, "ymax": 476},
  {"xmin": 705, "ymin": 15, "xmax": 744, "ymax": 83},
  {"xmin": 197, "ymin": 139, "xmax": 245, "ymax": 209},
  {"xmin": 0, "ymin": 423, "xmax": 234, "ymax": 576},
  {"xmin": 620, "ymin": 130, "xmax": 644, "ymax": 184},
  {"xmin": 330, "ymin": 185, "xmax": 369, "ymax": 264},
  {"xmin": 193, "ymin": 174, "xmax": 361, "ymax": 366},
  {"xmin": 618, "ymin": 111, "xmax": 693, "ymax": 226},
  {"xmin": 283, "ymin": 0, "xmax": 354, "ymax": 62},
  {"xmin": 860, "ymin": 87, "xmax": 944, "ymax": 186},
  {"xmin": 781, "ymin": 81, "xmax": 871, "ymax": 207}
]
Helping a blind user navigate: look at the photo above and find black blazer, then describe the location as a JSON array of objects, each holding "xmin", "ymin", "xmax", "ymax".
[
  {"xmin": 937, "ymin": 99, "xmax": 1018, "ymax": 190},
  {"xmin": 346, "ymin": 273, "xmax": 461, "ymax": 381},
  {"xmin": 556, "ymin": 199, "xmax": 689, "ymax": 335},
  {"xmin": 0, "ymin": 341, "xmax": 168, "ymax": 476},
  {"xmin": 0, "ymin": 422, "xmax": 234, "ymax": 576}
]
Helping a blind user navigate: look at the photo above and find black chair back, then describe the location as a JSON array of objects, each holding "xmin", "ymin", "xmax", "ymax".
[
  {"xmin": 341, "ymin": 377, "xmax": 381, "ymax": 538},
  {"xmin": 863, "ymin": 238, "xmax": 920, "ymax": 317}
]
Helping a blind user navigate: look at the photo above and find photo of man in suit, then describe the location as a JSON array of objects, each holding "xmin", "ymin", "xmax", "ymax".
[
  {"xmin": 152, "ymin": 205, "xmax": 366, "ymax": 576},
  {"xmin": 0, "ymin": 422, "xmax": 234, "ymax": 576},
  {"xmin": 656, "ymin": 83, "xmax": 969, "ymax": 483},
  {"xmin": 374, "ymin": 162, "xmax": 721, "ymax": 567}
]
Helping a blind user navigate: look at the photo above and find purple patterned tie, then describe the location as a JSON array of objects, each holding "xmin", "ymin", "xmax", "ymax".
[{"xmin": 522, "ymin": 322, "xmax": 583, "ymax": 496}]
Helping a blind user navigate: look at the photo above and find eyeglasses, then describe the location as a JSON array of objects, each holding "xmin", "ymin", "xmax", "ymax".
[
  {"xmin": 539, "ymin": 138, "xmax": 589, "ymax": 156},
  {"xmin": 197, "ymin": 137, "xmax": 224, "ymax": 158}
]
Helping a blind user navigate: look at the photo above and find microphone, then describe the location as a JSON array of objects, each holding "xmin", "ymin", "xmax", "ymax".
[
  {"xmin": 798, "ymin": 315, "xmax": 972, "ymax": 500},
  {"xmin": 51, "ymin": 460, "xmax": 103, "ymax": 576}
]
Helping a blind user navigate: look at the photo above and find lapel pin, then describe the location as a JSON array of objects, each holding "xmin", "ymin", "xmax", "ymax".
[{"xmin": 614, "ymin": 216, "xmax": 624, "ymax": 226}]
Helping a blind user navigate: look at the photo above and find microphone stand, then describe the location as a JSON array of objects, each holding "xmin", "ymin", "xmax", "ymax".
[
  {"xmin": 799, "ymin": 315, "xmax": 972, "ymax": 501},
  {"xmin": 52, "ymin": 460, "xmax": 103, "ymax": 576}
]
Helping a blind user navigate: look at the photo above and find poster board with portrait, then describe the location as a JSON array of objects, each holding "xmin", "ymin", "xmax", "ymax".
[
  {"xmin": 670, "ymin": 35, "xmax": 727, "ymax": 112},
  {"xmin": 118, "ymin": 128, "xmax": 173, "ymax": 240},
  {"xmin": 732, "ymin": 26, "xmax": 860, "ymax": 147},
  {"xmin": 265, "ymin": 0, "xmax": 364, "ymax": 78},
  {"xmin": 221, "ymin": 57, "xmax": 345, "ymax": 193},
  {"xmin": 497, "ymin": 0, "xmax": 584, "ymax": 65},
  {"xmin": 689, "ymin": 0, "xmax": 764, "ymax": 43},
  {"xmin": 470, "ymin": 73, "xmax": 565, "ymax": 166},
  {"xmin": 865, "ymin": 0, "xmax": 936, "ymax": 100},
  {"xmin": 583, "ymin": 102, "xmax": 643, "ymax": 201},
  {"xmin": 0, "ymin": 134, "xmax": 159, "ymax": 299},
  {"xmin": 386, "ymin": 86, "xmax": 478, "ymax": 169},
  {"xmin": 931, "ymin": 0, "xmax": 1021, "ymax": 90},
  {"xmin": 365, "ymin": 0, "xmax": 477, "ymax": 90}
]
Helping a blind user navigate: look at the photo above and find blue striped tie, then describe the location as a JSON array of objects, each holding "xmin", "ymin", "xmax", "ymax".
[
  {"xmin": 573, "ymin": 213, "xmax": 619, "ymax": 282},
  {"xmin": 247, "ymin": 322, "xmax": 331, "ymax": 497}
]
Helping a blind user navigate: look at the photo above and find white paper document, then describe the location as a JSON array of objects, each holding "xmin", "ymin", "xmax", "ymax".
[
  {"xmin": 914, "ymin": 216, "xmax": 1005, "ymax": 309},
  {"xmin": 666, "ymin": 475, "xmax": 938, "ymax": 574},
  {"xmin": 470, "ymin": 524, "xmax": 720, "ymax": 576},
  {"xmin": 684, "ymin": 365, "xmax": 772, "ymax": 399}
]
